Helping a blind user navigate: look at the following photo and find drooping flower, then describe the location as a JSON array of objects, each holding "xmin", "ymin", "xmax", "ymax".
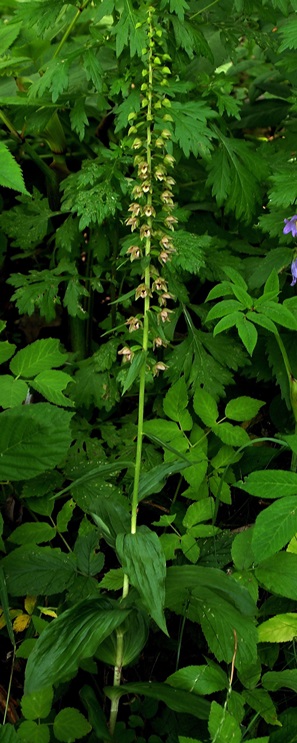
[
  {"xmin": 291, "ymin": 258, "xmax": 297, "ymax": 286},
  {"xmin": 283, "ymin": 216, "xmax": 297, "ymax": 237}
]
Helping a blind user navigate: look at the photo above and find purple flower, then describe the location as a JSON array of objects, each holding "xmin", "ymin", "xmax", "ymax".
[
  {"xmin": 291, "ymin": 258, "xmax": 297, "ymax": 286},
  {"xmin": 284, "ymin": 215, "xmax": 297, "ymax": 237}
]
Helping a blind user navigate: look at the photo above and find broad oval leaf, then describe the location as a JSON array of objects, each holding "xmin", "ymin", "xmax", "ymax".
[
  {"xmin": 2, "ymin": 546, "xmax": 76, "ymax": 596},
  {"xmin": 255, "ymin": 552, "xmax": 297, "ymax": 599},
  {"xmin": 24, "ymin": 598, "xmax": 130, "ymax": 693},
  {"xmin": 252, "ymin": 496, "xmax": 297, "ymax": 562},
  {"xmin": 258, "ymin": 613, "xmax": 297, "ymax": 643},
  {"xmin": 166, "ymin": 664, "xmax": 227, "ymax": 695},
  {"xmin": 0, "ymin": 403, "xmax": 73, "ymax": 481},
  {"xmin": 10, "ymin": 338, "xmax": 68, "ymax": 378}
]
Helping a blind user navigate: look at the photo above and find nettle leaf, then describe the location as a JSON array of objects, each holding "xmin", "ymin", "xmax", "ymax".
[
  {"xmin": 170, "ymin": 101, "xmax": 216, "ymax": 158},
  {"xmin": 0, "ymin": 142, "xmax": 29, "ymax": 195},
  {"xmin": 116, "ymin": 527, "xmax": 168, "ymax": 634},
  {"xmin": 0, "ymin": 403, "xmax": 73, "ymax": 481},
  {"xmin": 252, "ymin": 497, "xmax": 297, "ymax": 562},
  {"xmin": 24, "ymin": 598, "xmax": 130, "ymax": 693},
  {"xmin": 206, "ymin": 135, "xmax": 268, "ymax": 222},
  {"xmin": 10, "ymin": 338, "xmax": 67, "ymax": 378}
]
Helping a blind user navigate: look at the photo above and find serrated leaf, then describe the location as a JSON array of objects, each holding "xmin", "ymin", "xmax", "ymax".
[
  {"xmin": 16, "ymin": 720, "xmax": 50, "ymax": 743},
  {"xmin": 206, "ymin": 135, "xmax": 267, "ymax": 222},
  {"xmin": 163, "ymin": 377, "xmax": 192, "ymax": 430},
  {"xmin": 193, "ymin": 387, "xmax": 218, "ymax": 426},
  {"xmin": 225, "ymin": 396, "xmax": 265, "ymax": 422},
  {"xmin": 21, "ymin": 687, "xmax": 53, "ymax": 721},
  {"xmin": 70, "ymin": 98, "xmax": 89, "ymax": 141},
  {"xmin": 61, "ymin": 166, "xmax": 121, "ymax": 230},
  {"xmin": 116, "ymin": 527, "xmax": 168, "ymax": 634},
  {"xmin": 263, "ymin": 669, "xmax": 297, "ymax": 693},
  {"xmin": 2, "ymin": 545, "xmax": 76, "ymax": 597},
  {"xmin": 171, "ymin": 231, "xmax": 206, "ymax": 275},
  {"xmin": 255, "ymin": 552, "xmax": 297, "ymax": 599},
  {"xmin": 0, "ymin": 191, "xmax": 52, "ymax": 250},
  {"xmin": 0, "ymin": 21, "xmax": 22, "ymax": 53},
  {"xmin": 10, "ymin": 338, "xmax": 67, "ymax": 378},
  {"xmin": 0, "ymin": 376, "xmax": 28, "ymax": 408},
  {"xmin": 0, "ymin": 403, "xmax": 73, "ymax": 481},
  {"xmin": 252, "ymin": 496, "xmax": 297, "ymax": 562},
  {"xmin": 53, "ymin": 708, "xmax": 91, "ymax": 742},
  {"xmin": 208, "ymin": 701, "xmax": 241, "ymax": 743},
  {"xmin": 83, "ymin": 48, "xmax": 103, "ymax": 92},
  {"xmin": 171, "ymin": 101, "xmax": 216, "ymax": 158},
  {"xmin": 236, "ymin": 315, "xmax": 258, "ymax": 355},
  {"xmin": 24, "ymin": 598, "xmax": 130, "ymax": 693},
  {"xmin": 0, "ymin": 341, "xmax": 16, "ymax": 365},
  {"xmin": 242, "ymin": 688, "xmax": 279, "ymax": 726},
  {"xmin": 258, "ymin": 613, "xmax": 297, "ymax": 642},
  {"xmin": 166, "ymin": 664, "xmax": 227, "ymax": 696},
  {"xmin": 29, "ymin": 58, "xmax": 69, "ymax": 103},
  {"xmin": 0, "ymin": 142, "xmax": 30, "ymax": 195},
  {"xmin": 212, "ymin": 421, "xmax": 249, "ymax": 447},
  {"xmin": 8, "ymin": 523, "xmax": 56, "ymax": 546},
  {"xmin": 237, "ymin": 470, "xmax": 297, "ymax": 499},
  {"xmin": 279, "ymin": 17, "xmax": 297, "ymax": 51},
  {"xmin": 183, "ymin": 498, "xmax": 215, "ymax": 528},
  {"xmin": 30, "ymin": 370, "xmax": 74, "ymax": 407}
]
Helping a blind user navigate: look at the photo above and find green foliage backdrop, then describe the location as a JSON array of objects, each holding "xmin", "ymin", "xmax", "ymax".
[{"xmin": 1, "ymin": 0, "xmax": 297, "ymax": 741}]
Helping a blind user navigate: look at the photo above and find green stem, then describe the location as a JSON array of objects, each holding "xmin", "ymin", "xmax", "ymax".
[
  {"xmin": 108, "ymin": 627, "xmax": 125, "ymax": 736},
  {"xmin": 108, "ymin": 9, "xmax": 154, "ymax": 734},
  {"xmin": 190, "ymin": 0, "xmax": 221, "ymax": 19},
  {"xmin": 53, "ymin": 0, "xmax": 91, "ymax": 58},
  {"xmin": 273, "ymin": 332, "xmax": 297, "ymax": 470}
]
